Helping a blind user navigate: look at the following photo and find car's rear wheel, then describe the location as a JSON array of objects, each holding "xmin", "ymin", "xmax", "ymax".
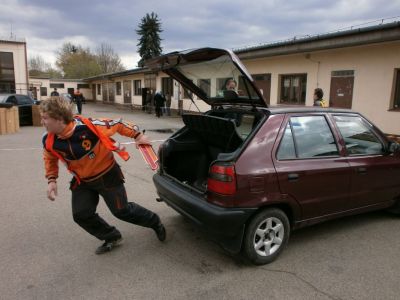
[
  {"xmin": 387, "ymin": 199, "xmax": 400, "ymax": 215},
  {"xmin": 243, "ymin": 208, "xmax": 290, "ymax": 265}
]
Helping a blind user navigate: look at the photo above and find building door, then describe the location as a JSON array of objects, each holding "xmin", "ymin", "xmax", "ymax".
[
  {"xmin": 141, "ymin": 87, "xmax": 148, "ymax": 110},
  {"xmin": 123, "ymin": 80, "xmax": 132, "ymax": 104},
  {"xmin": 92, "ymin": 85, "xmax": 96, "ymax": 101},
  {"xmin": 108, "ymin": 83, "xmax": 115, "ymax": 102},
  {"xmin": 102, "ymin": 83, "xmax": 108, "ymax": 102},
  {"xmin": 252, "ymin": 73, "xmax": 271, "ymax": 105},
  {"xmin": 67, "ymin": 88, "xmax": 74, "ymax": 97},
  {"xmin": 30, "ymin": 87, "xmax": 38, "ymax": 100},
  {"xmin": 329, "ymin": 70, "xmax": 354, "ymax": 109}
]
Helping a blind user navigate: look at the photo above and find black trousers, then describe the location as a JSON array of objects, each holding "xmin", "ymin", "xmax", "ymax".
[
  {"xmin": 76, "ymin": 100, "xmax": 82, "ymax": 114},
  {"xmin": 155, "ymin": 105, "xmax": 163, "ymax": 117},
  {"xmin": 71, "ymin": 164, "xmax": 160, "ymax": 241}
]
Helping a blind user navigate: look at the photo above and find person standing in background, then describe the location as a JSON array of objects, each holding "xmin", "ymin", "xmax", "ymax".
[
  {"xmin": 73, "ymin": 88, "xmax": 84, "ymax": 114},
  {"xmin": 51, "ymin": 88, "xmax": 59, "ymax": 97},
  {"xmin": 313, "ymin": 88, "xmax": 327, "ymax": 107}
]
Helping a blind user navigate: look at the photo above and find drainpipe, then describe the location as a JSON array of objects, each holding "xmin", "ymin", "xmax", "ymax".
[
  {"xmin": 305, "ymin": 53, "xmax": 320, "ymax": 87},
  {"xmin": 23, "ymin": 41, "xmax": 29, "ymax": 95}
]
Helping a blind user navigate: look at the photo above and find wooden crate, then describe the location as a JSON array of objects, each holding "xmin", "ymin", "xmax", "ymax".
[
  {"xmin": 32, "ymin": 105, "xmax": 42, "ymax": 126},
  {"xmin": 14, "ymin": 106, "xmax": 20, "ymax": 131},
  {"xmin": 0, "ymin": 107, "xmax": 19, "ymax": 135},
  {"xmin": 0, "ymin": 108, "xmax": 6, "ymax": 134}
]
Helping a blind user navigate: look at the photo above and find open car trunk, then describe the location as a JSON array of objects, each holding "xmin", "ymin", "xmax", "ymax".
[{"xmin": 159, "ymin": 108, "xmax": 265, "ymax": 192}]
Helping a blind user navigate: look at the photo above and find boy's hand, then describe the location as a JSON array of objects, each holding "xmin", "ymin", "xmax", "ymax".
[{"xmin": 47, "ymin": 182, "xmax": 57, "ymax": 201}]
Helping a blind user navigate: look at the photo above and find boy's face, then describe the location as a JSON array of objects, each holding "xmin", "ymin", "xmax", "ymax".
[{"xmin": 40, "ymin": 112, "xmax": 65, "ymax": 134}]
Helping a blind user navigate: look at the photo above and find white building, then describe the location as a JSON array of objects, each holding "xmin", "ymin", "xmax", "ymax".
[{"xmin": 0, "ymin": 38, "xmax": 29, "ymax": 94}]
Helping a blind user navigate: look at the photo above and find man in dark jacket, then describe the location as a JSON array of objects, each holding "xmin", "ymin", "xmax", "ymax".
[
  {"xmin": 73, "ymin": 88, "xmax": 84, "ymax": 114},
  {"xmin": 154, "ymin": 91, "xmax": 166, "ymax": 118},
  {"xmin": 51, "ymin": 88, "xmax": 59, "ymax": 97}
]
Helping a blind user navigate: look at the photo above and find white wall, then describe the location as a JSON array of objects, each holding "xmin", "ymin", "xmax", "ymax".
[
  {"xmin": 243, "ymin": 41, "xmax": 400, "ymax": 134},
  {"xmin": 0, "ymin": 41, "xmax": 28, "ymax": 94}
]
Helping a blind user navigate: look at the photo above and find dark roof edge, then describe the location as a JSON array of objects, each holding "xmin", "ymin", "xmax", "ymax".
[
  {"xmin": 83, "ymin": 67, "xmax": 150, "ymax": 81},
  {"xmin": 235, "ymin": 21, "xmax": 400, "ymax": 58},
  {"xmin": 0, "ymin": 39, "xmax": 26, "ymax": 44}
]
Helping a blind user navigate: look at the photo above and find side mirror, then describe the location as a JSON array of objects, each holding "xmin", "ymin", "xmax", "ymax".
[{"xmin": 388, "ymin": 141, "xmax": 400, "ymax": 154}]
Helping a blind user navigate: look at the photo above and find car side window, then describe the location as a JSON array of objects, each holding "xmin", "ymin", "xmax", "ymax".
[
  {"xmin": 277, "ymin": 116, "xmax": 339, "ymax": 160},
  {"xmin": 277, "ymin": 123, "xmax": 296, "ymax": 160},
  {"xmin": 6, "ymin": 96, "xmax": 17, "ymax": 105},
  {"xmin": 333, "ymin": 115, "xmax": 384, "ymax": 156},
  {"xmin": 16, "ymin": 95, "xmax": 33, "ymax": 105}
]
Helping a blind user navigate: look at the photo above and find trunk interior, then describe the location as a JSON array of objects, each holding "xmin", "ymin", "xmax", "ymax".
[{"xmin": 159, "ymin": 108, "xmax": 265, "ymax": 192}]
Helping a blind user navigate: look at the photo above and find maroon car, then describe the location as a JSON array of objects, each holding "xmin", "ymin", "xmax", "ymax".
[{"xmin": 146, "ymin": 48, "xmax": 400, "ymax": 265}]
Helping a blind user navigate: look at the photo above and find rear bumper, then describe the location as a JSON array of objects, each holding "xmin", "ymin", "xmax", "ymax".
[{"xmin": 153, "ymin": 174, "xmax": 256, "ymax": 253}]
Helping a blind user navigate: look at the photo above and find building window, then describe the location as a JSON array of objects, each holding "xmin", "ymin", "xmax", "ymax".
[
  {"xmin": 77, "ymin": 83, "xmax": 89, "ymax": 89},
  {"xmin": 97, "ymin": 84, "xmax": 101, "ymax": 95},
  {"xmin": 50, "ymin": 83, "xmax": 64, "ymax": 88},
  {"xmin": 183, "ymin": 88, "xmax": 192, "ymax": 99},
  {"xmin": 279, "ymin": 74, "xmax": 307, "ymax": 105},
  {"xmin": 392, "ymin": 69, "xmax": 400, "ymax": 110},
  {"xmin": 332, "ymin": 70, "xmax": 354, "ymax": 77},
  {"xmin": 144, "ymin": 73, "xmax": 156, "ymax": 91},
  {"xmin": 134, "ymin": 80, "xmax": 141, "ymax": 95},
  {"xmin": 183, "ymin": 80, "xmax": 193, "ymax": 98},
  {"xmin": 40, "ymin": 87, "xmax": 47, "ymax": 96},
  {"xmin": 0, "ymin": 52, "xmax": 15, "ymax": 93},
  {"xmin": 198, "ymin": 79, "xmax": 211, "ymax": 97},
  {"xmin": 216, "ymin": 77, "xmax": 231, "ymax": 94},
  {"xmin": 116, "ymin": 82, "xmax": 122, "ymax": 95},
  {"xmin": 161, "ymin": 77, "xmax": 173, "ymax": 96}
]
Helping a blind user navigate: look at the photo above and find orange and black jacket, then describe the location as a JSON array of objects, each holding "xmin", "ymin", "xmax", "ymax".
[{"xmin": 42, "ymin": 117, "xmax": 141, "ymax": 182}]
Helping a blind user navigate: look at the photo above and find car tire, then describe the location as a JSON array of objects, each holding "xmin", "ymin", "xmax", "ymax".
[
  {"xmin": 387, "ymin": 199, "xmax": 400, "ymax": 215},
  {"xmin": 243, "ymin": 208, "xmax": 290, "ymax": 265}
]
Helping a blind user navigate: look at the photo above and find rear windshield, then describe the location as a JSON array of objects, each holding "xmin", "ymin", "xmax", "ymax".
[{"xmin": 176, "ymin": 54, "xmax": 262, "ymax": 104}]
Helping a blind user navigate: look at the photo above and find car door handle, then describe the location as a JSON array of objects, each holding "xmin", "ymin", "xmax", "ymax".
[
  {"xmin": 357, "ymin": 167, "xmax": 367, "ymax": 174},
  {"xmin": 288, "ymin": 173, "xmax": 299, "ymax": 181}
]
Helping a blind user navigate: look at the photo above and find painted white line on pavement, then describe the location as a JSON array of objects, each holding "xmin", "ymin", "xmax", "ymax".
[
  {"xmin": 0, "ymin": 140, "xmax": 166, "ymax": 151},
  {"xmin": 0, "ymin": 147, "xmax": 42, "ymax": 151}
]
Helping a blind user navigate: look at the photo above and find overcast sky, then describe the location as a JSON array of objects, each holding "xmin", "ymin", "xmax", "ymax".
[{"xmin": 1, "ymin": 0, "xmax": 399, "ymax": 69}]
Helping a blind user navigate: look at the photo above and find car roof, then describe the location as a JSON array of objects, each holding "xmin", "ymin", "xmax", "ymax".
[
  {"xmin": 262, "ymin": 106, "xmax": 357, "ymax": 115},
  {"xmin": 0, "ymin": 94, "xmax": 34, "ymax": 103},
  {"xmin": 0, "ymin": 93, "xmax": 31, "ymax": 99}
]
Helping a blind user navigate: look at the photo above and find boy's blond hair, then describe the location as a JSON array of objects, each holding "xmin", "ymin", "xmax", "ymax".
[{"xmin": 39, "ymin": 96, "xmax": 74, "ymax": 124}]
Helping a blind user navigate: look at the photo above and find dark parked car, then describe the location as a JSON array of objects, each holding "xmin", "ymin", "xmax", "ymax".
[
  {"xmin": 146, "ymin": 48, "xmax": 400, "ymax": 265},
  {"xmin": 60, "ymin": 93, "xmax": 73, "ymax": 103},
  {"xmin": 0, "ymin": 93, "xmax": 36, "ymax": 126}
]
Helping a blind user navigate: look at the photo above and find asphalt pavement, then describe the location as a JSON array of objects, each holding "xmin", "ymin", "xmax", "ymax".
[{"xmin": 0, "ymin": 103, "xmax": 399, "ymax": 300}]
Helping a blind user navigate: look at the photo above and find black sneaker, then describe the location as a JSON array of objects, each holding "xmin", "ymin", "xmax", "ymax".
[
  {"xmin": 95, "ymin": 237, "xmax": 123, "ymax": 255},
  {"xmin": 154, "ymin": 223, "xmax": 166, "ymax": 242}
]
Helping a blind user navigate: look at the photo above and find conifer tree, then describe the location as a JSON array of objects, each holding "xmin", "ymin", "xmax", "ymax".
[{"xmin": 136, "ymin": 12, "xmax": 163, "ymax": 67}]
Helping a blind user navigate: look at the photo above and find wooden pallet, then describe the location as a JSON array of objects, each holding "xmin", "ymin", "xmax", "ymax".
[{"xmin": 0, "ymin": 107, "xmax": 19, "ymax": 135}]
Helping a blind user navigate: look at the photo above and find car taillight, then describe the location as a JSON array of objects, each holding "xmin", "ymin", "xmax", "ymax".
[{"xmin": 207, "ymin": 163, "xmax": 237, "ymax": 195}]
